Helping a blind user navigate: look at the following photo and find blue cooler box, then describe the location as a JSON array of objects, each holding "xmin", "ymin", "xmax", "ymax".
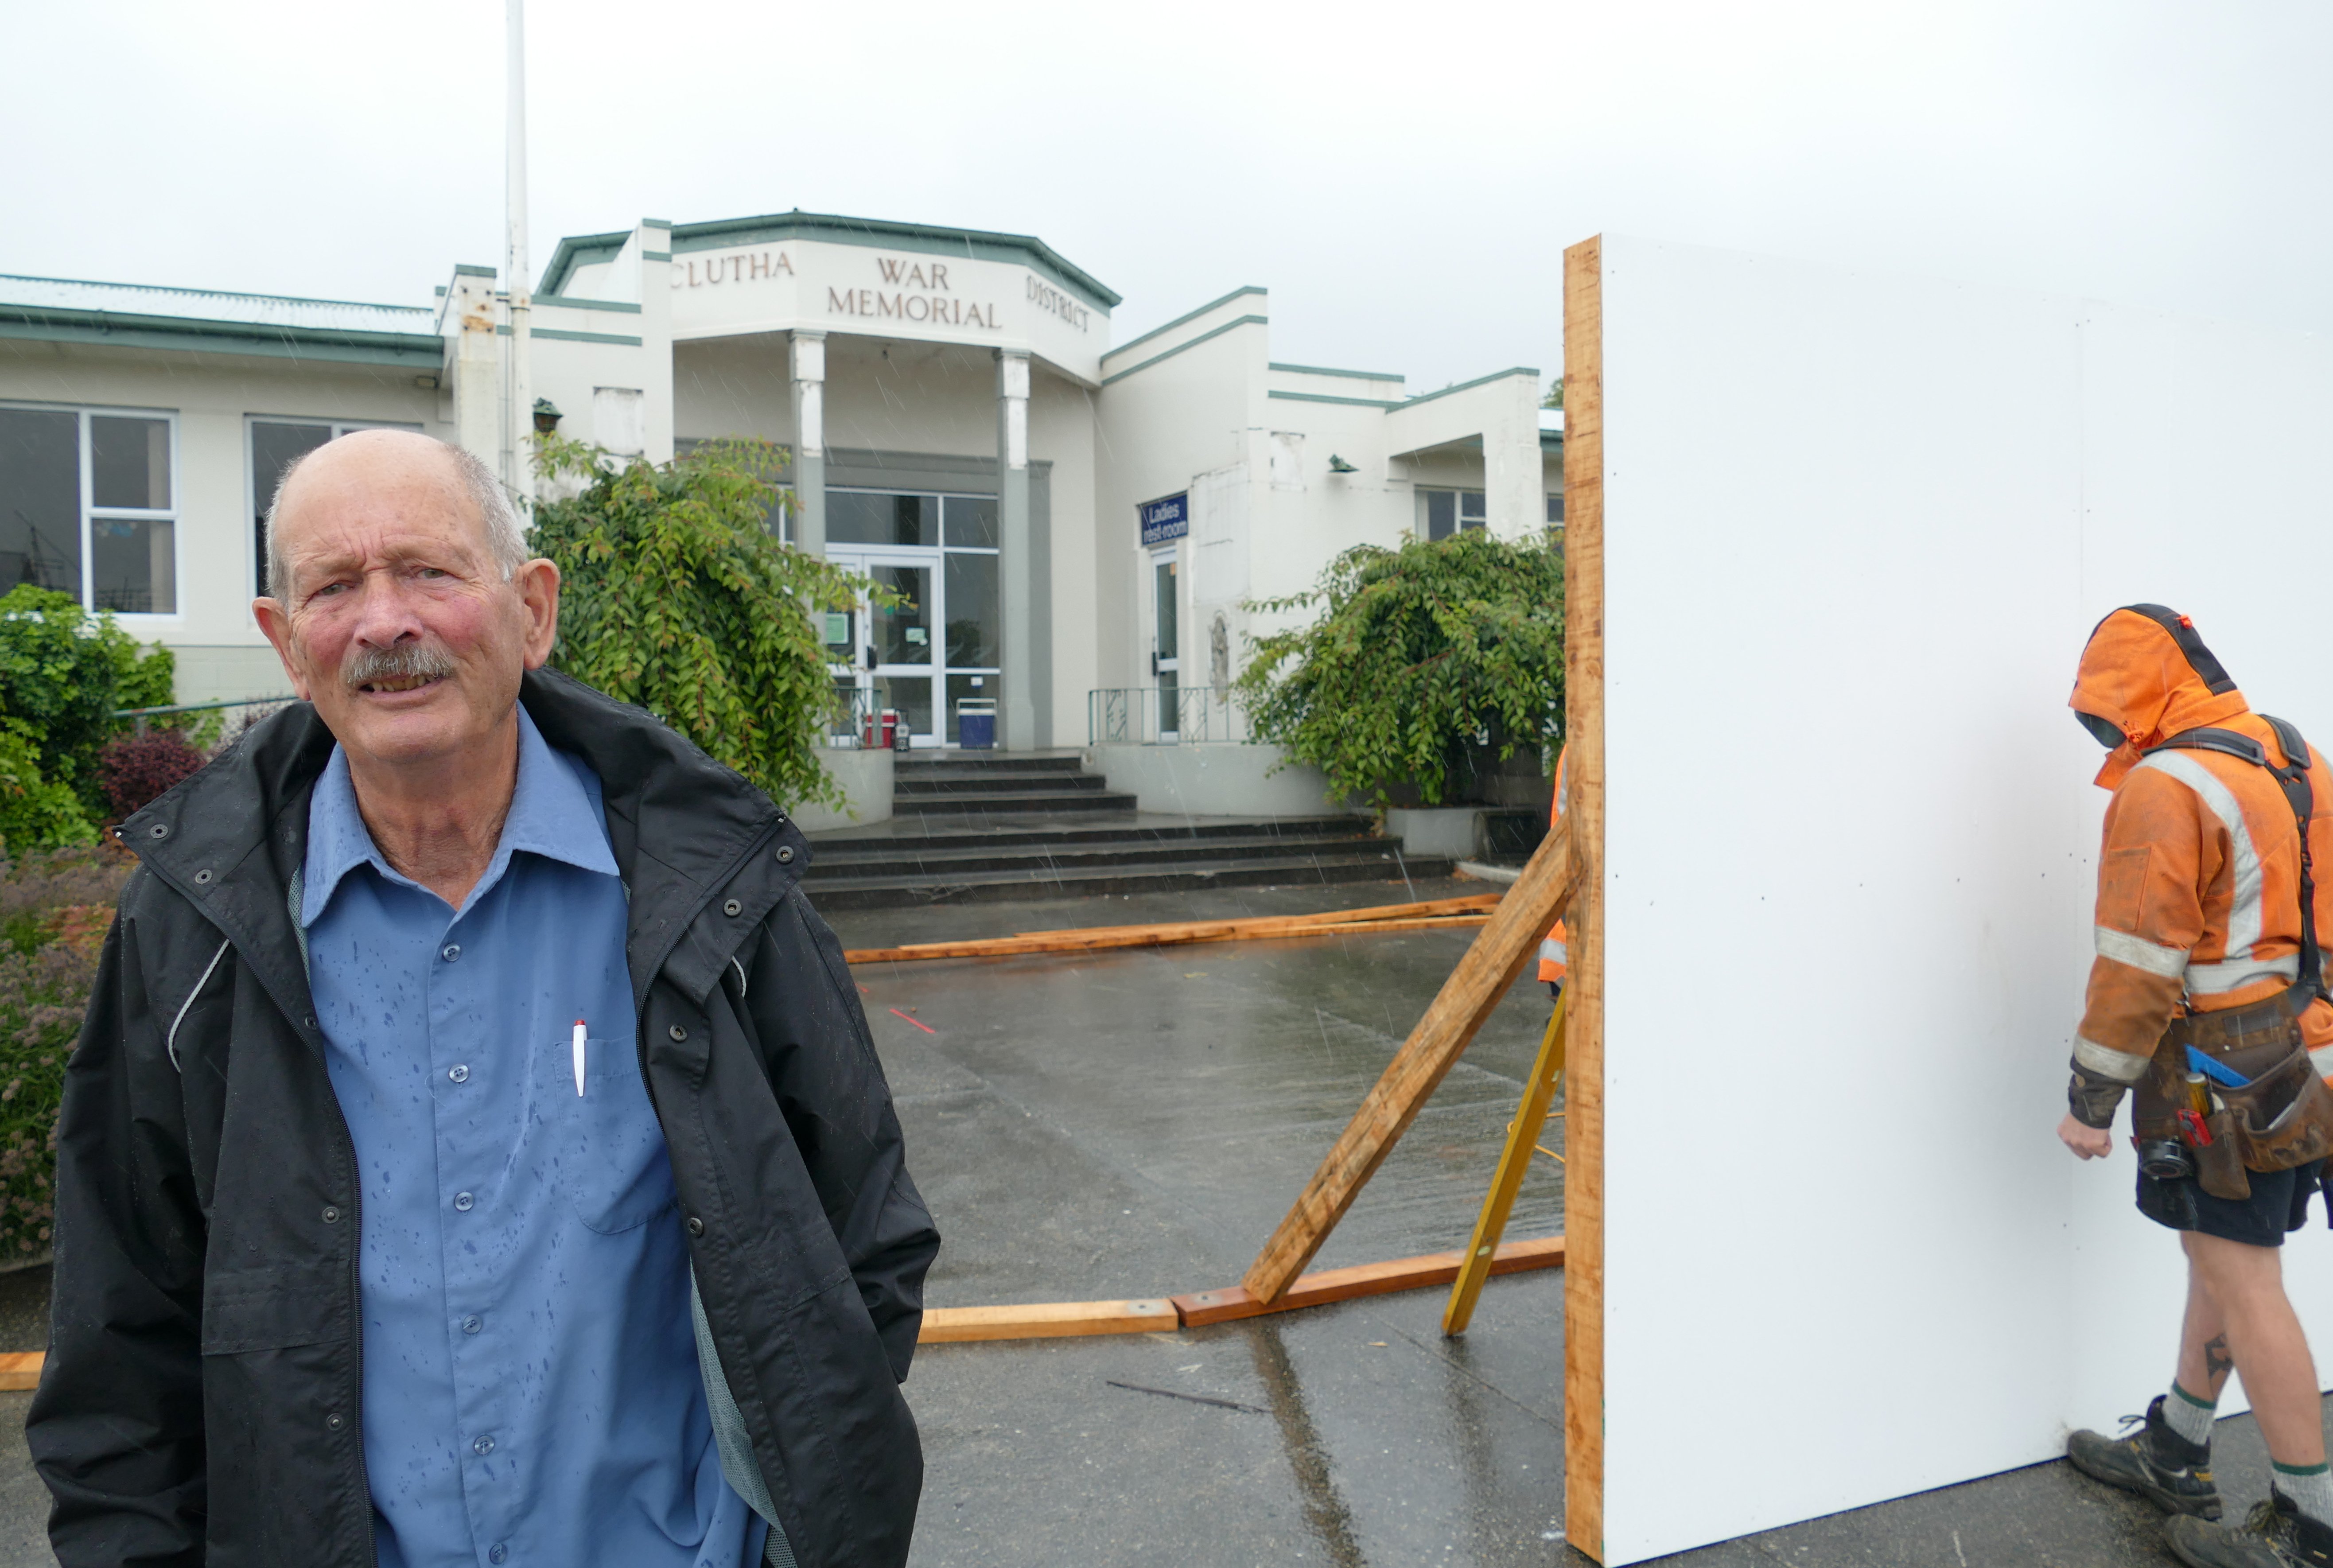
[{"xmin": 957, "ymin": 698, "xmax": 996, "ymax": 749}]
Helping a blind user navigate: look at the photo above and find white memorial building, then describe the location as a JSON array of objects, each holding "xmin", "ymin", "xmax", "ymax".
[{"xmin": 0, "ymin": 210, "xmax": 1562, "ymax": 751}]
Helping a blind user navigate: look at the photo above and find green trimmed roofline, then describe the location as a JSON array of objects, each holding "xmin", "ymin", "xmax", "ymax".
[
  {"xmin": 1102, "ymin": 286, "xmax": 1267, "ymax": 365},
  {"xmin": 1269, "ymin": 361, "xmax": 1404, "ymax": 383},
  {"xmin": 0, "ymin": 301, "xmax": 442, "ymax": 370},
  {"xmin": 540, "ymin": 210, "xmax": 1121, "ymax": 315},
  {"xmin": 1396, "ymin": 366, "xmax": 1543, "ymax": 410}
]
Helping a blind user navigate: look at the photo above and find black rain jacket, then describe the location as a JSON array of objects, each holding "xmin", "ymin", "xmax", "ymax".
[{"xmin": 27, "ymin": 669, "xmax": 939, "ymax": 1568}]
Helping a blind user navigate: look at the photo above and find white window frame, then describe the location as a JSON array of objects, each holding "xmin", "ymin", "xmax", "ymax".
[
  {"xmin": 0, "ymin": 399, "xmax": 182, "ymax": 620},
  {"xmin": 245, "ymin": 416, "xmax": 424, "ymax": 602},
  {"xmin": 1418, "ymin": 486, "xmax": 1488, "ymax": 541}
]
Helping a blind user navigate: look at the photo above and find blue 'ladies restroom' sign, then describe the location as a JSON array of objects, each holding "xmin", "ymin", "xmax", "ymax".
[{"xmin": 1139, "ymin": 493, "xmax": 1188, "ymax": 546}]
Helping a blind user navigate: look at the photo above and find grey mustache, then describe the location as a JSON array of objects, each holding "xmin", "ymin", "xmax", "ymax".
[{"xmin": 343, "ymin": 643, "xmax": 458, "ymax": 690}]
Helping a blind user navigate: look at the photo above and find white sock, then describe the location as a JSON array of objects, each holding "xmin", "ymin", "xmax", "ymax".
[
  {"xmin": 2276, "ymin": 1460, "xmax": 2333, "ymax": 1525},
  {"xmin": 2163, "ymin": 1381, "xmax": 2217, "ymax": 1447}
]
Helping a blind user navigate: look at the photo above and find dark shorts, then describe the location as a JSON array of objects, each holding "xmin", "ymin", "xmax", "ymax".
[{"xmin": 2138, "ymin": 1158, "xmax": 2329, "ymax": 1248}]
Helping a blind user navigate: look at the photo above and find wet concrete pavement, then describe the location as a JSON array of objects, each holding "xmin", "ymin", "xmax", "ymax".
[{"xmin": 0, "ymin": 874, "xmax": 2323, "ymax": 1564}]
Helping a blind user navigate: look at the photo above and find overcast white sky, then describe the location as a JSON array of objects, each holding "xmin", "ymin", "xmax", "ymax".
[{"xmin": 7, "ymin": 0, "xmax": 2327, "ymax": 393}]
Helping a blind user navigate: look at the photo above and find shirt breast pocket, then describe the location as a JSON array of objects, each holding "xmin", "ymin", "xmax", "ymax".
[{"xmin": 548, "ymin": 1035, "xmax": 678, "ymax": 1235}]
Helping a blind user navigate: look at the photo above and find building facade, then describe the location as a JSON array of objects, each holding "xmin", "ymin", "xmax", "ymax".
[{"xmin": 0, "ymin": 210, "xmax": 1561, "ymax": 749}]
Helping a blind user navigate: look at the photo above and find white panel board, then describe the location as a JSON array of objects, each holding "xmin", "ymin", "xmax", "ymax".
[{"xmin": 1594, "ymin": 234, "xmax": 2333, "ymax": 1564}]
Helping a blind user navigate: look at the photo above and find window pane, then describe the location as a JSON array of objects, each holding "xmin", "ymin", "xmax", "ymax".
[
  {"xmin": 251, "ymin": 421, "xmax": 331, "ymax": 595},
  {"xmin": 945, "ymin": 672, "xmax": 993, "ymax": 744},
  {"xmin": 872, "ymin": 564, "xmax": 932, "ymax": 665},
  {"xmin": 1548, "ymin": 493, "xmax": 1565, "ymax": 524},
  {"xmin": 882, "ymin": 677, "xmax": 932, "ymax": 739},
  {"xmin": 1460, "ymin": 490, "xmax": 1486, "ymax": 521},
  {"xmin": 944, "ymin": 552, "xmax": 998, "ymax": 666},
  {"xmin": 1154, "ymin": 556, "xmax": 1178, "ymax": 654},
  {"xmin": 890, "ymin": 494, "xmax": 937, "ymax": 546},
  {"xmin": 90, "ymin": 416, "xmax": 170, "ymax": 510},
  {"xmin": 0, "ymin": 408, "xmax": 82, "ymax": 594},
  {"xmin": 944, "ymin": 494, "xmax": 997, "ymax": 548},
  {"xmin": 1425, "ymin": 489, "xmax": 1456, "ymax": 541},
  {"xmin": 91, "ymin": 517, "xmax": 174, "ymax": 613},
  {"xmin": 826, "ymin": 491, "xmax": 936, "ymax": 547}
]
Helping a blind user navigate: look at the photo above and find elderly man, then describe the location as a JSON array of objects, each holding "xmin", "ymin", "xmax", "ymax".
[{"xmin": 29, "ymin": 430, "xmax": 938, "ymax": 1568}]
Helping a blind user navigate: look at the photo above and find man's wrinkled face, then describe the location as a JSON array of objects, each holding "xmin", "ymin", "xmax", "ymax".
[{"xmin": 254, "ymin": 432, "xmax": 557, "ymax": 772}]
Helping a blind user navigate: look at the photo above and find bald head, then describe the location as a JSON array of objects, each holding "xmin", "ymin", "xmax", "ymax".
[{"xmin": 266, "ymin": 430, "xmax": 525, "ymax": 598}]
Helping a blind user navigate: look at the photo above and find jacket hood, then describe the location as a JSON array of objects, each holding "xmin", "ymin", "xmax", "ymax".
[{"xmin": 2070, "ymin": 604, "xmax": 2250, "ymax": 788}]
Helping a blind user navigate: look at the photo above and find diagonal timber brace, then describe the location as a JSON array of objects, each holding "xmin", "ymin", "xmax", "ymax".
[{"xmin": 1240, "ymin": 818, "xmax": 1580, "ymax": 1303}]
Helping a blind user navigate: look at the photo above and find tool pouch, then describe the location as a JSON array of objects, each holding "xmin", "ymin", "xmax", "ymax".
[
  {"xmin": 2145, "ymin": 993, "xmax": 2333, "ymax": 1176},
  {"xmin": 2194, "ymin": 1110, "xmax": 2251, "ymax": 1200}
]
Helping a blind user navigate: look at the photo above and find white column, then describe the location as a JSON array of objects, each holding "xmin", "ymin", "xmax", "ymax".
[
  {"xmin": 1483, "ymin": 370, "xmax": 1544, "ymax": 541},
  {"xmin": 790, "ymin": 332, "xmax": 827, "ymax": 556},
  {"xmin": 997, "ymin": 350, "xmax": 1034, "ymax": 751}
]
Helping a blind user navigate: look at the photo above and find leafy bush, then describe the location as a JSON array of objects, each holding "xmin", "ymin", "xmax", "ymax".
[
  {"xmin": 531, "ymin": 437, "xmax": 888, "ymax": 812},
  {"xmin": 0, "ymin": 722, "xmax": 97, "ymax": 853},
  {"xmin": 97, "ymin": 730, "xmax": 210, "ymax": 820},
  {"xmin": 1234, "ymin": 530, "xmax": 1566, "ymax": 808},
  {"xmin": 0, "ymin": 844, "xmax": 130, "ymax": 1263},
  {"xmin": 0, "ymin": 585, "xmax": 179, "ymax": 830}
]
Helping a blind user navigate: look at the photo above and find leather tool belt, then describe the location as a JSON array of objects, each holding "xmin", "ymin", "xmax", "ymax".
[{"xmin": 2135, "ymin": 987, "xmax": 2333, "ymax": 1200}]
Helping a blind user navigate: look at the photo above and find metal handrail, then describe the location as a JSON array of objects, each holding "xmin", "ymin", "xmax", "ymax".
[
  {"xmin": 1087, "ymin": 686, "xmax": 1252, "ymax": 746},
  {"xmin": 112, "ymin": 695, "xmax": 296, "ymax": 719}
]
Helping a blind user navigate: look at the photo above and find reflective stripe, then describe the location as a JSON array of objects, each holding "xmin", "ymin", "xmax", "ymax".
[
  {"xmin": 2074, "ymin": 1035, "xmax": 2151, "ymax": 1083},
  {"xmin": 2185, "ymin": 952, "xmax": 2300, "ymax": 996},
  {"xmin": 1539, "ymin": 937, "xmax": 1567, "ymax": 966},
  {"xmin": 166, "ymin": 938, "xmax": 232, "ymax": 1076},
  {"xmin": 2094, "ymin": 925, "xmax": 2189, "ymax": 978},
  {"xmin": 2137, "ymin": 750, "xmax": 2267, "ymax": 963}
]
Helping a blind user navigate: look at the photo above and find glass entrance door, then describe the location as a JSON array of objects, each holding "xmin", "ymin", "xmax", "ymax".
[
  {"xmin": 1151, "ymin": 547, "xmax": 1179, "ymax": 742},
  {"xmin": 828, "ymin": 552, "xmax": 940, "ymax": 744}
]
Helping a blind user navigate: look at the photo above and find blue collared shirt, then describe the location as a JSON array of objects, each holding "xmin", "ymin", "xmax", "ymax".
[{"xmin": 303, "ymin": 707, "xmax": 763, "ymax": 1568}]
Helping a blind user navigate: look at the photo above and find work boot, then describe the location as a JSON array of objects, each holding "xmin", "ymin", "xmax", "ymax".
[
  {"xmin": 2166, "ymin": 1492, "xmax": 2333, "ymax": 1567},
  {"xmin": 2067, "ymin": 1396, "xmax": 2222, "ymax": 1519}
]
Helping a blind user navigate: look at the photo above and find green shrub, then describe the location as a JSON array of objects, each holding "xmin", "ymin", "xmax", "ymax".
[
  {"xmin": 0, "ymin": 722, "xmax": 96, "ymax": 853},
  {"xmin": 1234, "ymin": 530, "xmax": 1566, "ymax": 808},
  {"xmin": 531, "ymin": 437, "xmax": 890, "ymax": 812},
  {"xmin": 0, "ymin": 585, "xmax": 178, "ymax": 825}
]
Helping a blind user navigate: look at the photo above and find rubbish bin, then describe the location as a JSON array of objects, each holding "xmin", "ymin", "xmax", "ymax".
[
  {"xmin": 957, "ymin": 698, "xmax": 997, "ymax": 750},
  {"xmin": 863, "ymin": 708, "xmax": 901, "ymax": 751}
]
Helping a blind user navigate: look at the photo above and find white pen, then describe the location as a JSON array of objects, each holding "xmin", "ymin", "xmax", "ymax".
[{"xmin": 572, "ymin": 1019, "xmax": 587, "ymax": 1097}]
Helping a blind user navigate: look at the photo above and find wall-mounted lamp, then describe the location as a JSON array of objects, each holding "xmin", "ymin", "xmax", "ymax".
[
  {"xmin": 533, "ymin": 397, "xmax": 563, "ymax": 433},
  {"xmin": 1327, "ymin": 454, "xmax": 1358, "ymax": 474},
  {"xmin": 414, "ymin": 374, "xmax": 440, "ymax": 391}
]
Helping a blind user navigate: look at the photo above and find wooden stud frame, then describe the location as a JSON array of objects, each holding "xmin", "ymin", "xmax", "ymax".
[{"xmin": 1562, "ymin": 234, "xmax": 1607, "ymax": 1564}]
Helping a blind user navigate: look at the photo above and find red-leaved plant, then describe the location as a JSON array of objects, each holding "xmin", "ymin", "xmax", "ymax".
[{"xmin": 95, "ymin": 730, "xmax": 208, "ymax": 822}]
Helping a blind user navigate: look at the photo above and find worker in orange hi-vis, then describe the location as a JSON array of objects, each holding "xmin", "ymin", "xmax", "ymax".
[
  {"xmin": 1537, "ymin": 746, "xmax": 1568, "ymax": 996},
  {"xmin": 2057, "ymin": 606, "xmax": 2333, "ymax": 1568}
]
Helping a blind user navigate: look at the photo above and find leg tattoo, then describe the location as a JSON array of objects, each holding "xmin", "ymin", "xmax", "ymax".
[{"xmin": 2205, "ymin": 1334, "xmax": 2234, "ymax": 1385}]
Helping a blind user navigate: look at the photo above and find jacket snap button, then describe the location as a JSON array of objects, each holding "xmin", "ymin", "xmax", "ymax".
[
  {"xmin": 686, "ymin": 1216, "xmax": 705, "ymax": 1237},
  {"xmin": 723, "ymin": 899, "xmax": 742, "ymax": 917},
  {"xmin": 775, "ymin": 845, "xmax": 795, "ymax": 864},
  {"xmin": 193, "ymin": 869, "xmax": 212, "ymax": 885},
  {"xmin": 305, "ymin": 1015, "xmax": 317, "ymax": 1029},
  {"xmin": 326, "ymin": 1412, "xmax": 345, "ymax": 1432},
  {"xmin": 669, "ymin": 1023, "xmax": 688, "ymax": 1042},
  {"xmin": 148, "ymin": 823, "xmax": 168, "ymax": 839},
  {"xmin": 321, "ymin": 1205, "xmax": 340, "ymax": 1224}
]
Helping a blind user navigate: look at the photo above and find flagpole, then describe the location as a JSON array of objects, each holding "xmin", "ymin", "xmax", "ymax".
[{"xmin": 505, "ymin": 0, "xmax": 535, "ymax": 514}]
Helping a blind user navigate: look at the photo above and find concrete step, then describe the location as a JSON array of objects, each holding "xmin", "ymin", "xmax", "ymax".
[
  {"xmin": 894, "ymin": 772, "xmax": 1112, "ymax": 796},
  {"xmin": 892, "ymin": 788, "xmax": 1142, "ymax": 815},
  {"xmin": 804, "ymin": 830, "xmax": 1400, "ymax": 881},
  {"xmin": 800, "ymin": 849, "xmax": 1454, "ymax": 911},
  {"xmin": 892, "ymin": 753, "xmax": 1085, "ymax": 774},
  {"xmin": 808, "ymin": 815, "xmax": 1370, "ymax": 855}
]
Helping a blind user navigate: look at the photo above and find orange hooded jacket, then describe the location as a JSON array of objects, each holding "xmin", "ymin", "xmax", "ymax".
[
  {"xmin": 1538, "ymin": 746, "xmax": 1569, "ymax": 985},
  {"xmin": 2069, "ymin": 607, "xmax": 2333, "ymax": 1095}
]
